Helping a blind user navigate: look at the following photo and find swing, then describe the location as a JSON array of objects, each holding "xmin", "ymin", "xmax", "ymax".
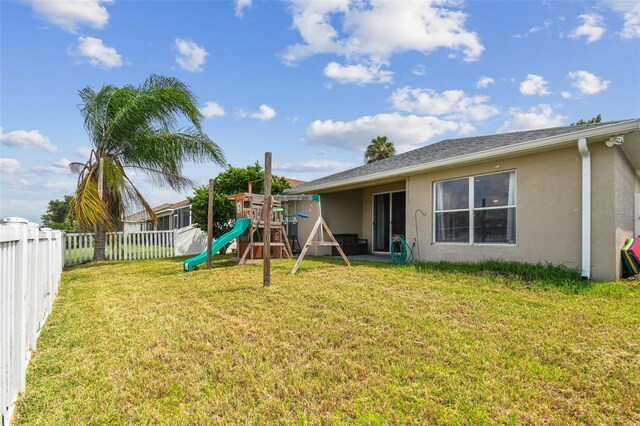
[{"xmin": 283, "ymin": 200, "xmax": 298, "ymax": 224}]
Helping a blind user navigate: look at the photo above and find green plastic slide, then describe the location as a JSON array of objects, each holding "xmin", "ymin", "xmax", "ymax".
[{"xmin": 183, "ymin": 218, "xmax": 252, "ymax": 272}]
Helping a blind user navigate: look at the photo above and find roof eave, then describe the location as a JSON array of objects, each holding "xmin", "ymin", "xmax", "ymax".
[{"xmin": 287, "ymin": 119, "xmax": 640, "ymax": 194}]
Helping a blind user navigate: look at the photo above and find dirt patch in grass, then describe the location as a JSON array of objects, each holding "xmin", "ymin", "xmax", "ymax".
[{"xmin": 13, "ymin": 257, "xmax": 640, "ymax": 424}]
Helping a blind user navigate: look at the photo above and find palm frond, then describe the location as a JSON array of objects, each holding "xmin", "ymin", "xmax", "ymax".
[
  {"xmin": 101, "ymin": 155, "xmax": 128, "ymax": 222},
  {"xmin": 365, "ymin": 136, "xmax": 396, "ymax": 164},
  {"xmin": 122, "ymin": 173, "xmax": 159, "ymax": 226},
  {"xmin": 124, "ymin": 128, "xmax": 225, "ymax": 168},
  {"xmin": 69, "ymin": 162, "xmax": 88, "ymax": 174},
  {"xmin": 71, "ymin": 165, "xmax": 113, "ymax": 232},
  {"xmin": 79, "ymin": 85, "xmax": 117, "ymax": 148},
  {"xmin": 107, "ymin": 75, "xmax": 204, "ymax": 144},
  {"xmin": 125, "ymin": 164, "xmax": 195, "ymax": 192}
]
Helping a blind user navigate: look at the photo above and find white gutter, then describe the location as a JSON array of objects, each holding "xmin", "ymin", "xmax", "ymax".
[
  {"xmin": 288, "ymin": 119, "xmax": 639, "ymax": 194},
  {"xmin": 578, "ymin": 137, "xmax": 590, "ymax": 280}
]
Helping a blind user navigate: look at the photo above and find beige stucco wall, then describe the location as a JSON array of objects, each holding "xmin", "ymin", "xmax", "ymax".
[
  {"xmin": 587, "ymin": 142, "xmax": 619, "ymax": 280},
  {"xmin": 612, "ymin": 145, "xmax": 640, "ymax": 278},
  {"xmin": 296, "ymin": 189, "xmax": 364, "ymax": 256},
  {"xmin": 406, "ymin": 146, "xmax": 585, "ymax": 272},
  {"xmin": 295, "ymin": 199, "xmax": 321, "ymax": 256}
]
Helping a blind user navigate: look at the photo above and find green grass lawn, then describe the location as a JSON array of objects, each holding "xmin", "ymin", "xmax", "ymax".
[{"xmin": 14, "ymin": 257, "xmax": 640, "ymax": 424}]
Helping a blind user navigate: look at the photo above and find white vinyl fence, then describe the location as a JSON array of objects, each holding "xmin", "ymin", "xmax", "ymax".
[
  {"xmin": 1, "ymin": 218, "xmax": 64, "ymax": 426},
  {"xmin": 65, "ymin": 230, "xmax": 175, "ymax": 266}
]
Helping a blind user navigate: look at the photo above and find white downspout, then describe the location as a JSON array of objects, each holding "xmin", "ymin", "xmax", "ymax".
[{"xmin": 578, "ymin": 137, "xmax": 590, "ymax": 279}]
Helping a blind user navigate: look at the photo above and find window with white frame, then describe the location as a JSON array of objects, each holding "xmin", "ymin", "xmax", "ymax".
[{"xmin": 434, "ymin": 171, "xmax": 516, "ymax": 244}]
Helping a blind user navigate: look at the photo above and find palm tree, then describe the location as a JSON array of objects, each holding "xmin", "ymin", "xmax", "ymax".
[
  {"xmin": 364, "ymin": 136, "xmax": 396, "ymax": 164},
  {"xmin": 70, "ymin": 75, "xmax": 225, "ymax": 260}
]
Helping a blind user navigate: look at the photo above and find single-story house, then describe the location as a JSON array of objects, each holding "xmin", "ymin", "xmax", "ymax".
[
  {"xmin": 286, "ymin": 119, "xmax": 640, "ymax": 281},
  {"xmin": 122, "ymin": 199, "xmax": 192, "ymax": 232}
]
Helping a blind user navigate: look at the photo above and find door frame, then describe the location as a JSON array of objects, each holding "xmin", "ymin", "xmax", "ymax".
[{"xmin": 372, "ymin": 189, "xmax": 406, "ymax": 254}]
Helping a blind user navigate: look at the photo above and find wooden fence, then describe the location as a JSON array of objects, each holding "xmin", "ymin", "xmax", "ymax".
[
  {"xmin": 1, "ymin": 218, "xmax": 64, "ymax": 426},
  {"xmin": 65, "ymin": 230, "xmax": 175, "ymax": 266}
]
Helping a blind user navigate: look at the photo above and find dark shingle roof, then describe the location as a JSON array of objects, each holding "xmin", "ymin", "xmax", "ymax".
[
  {"xmin": 165, "ymin": 199, "xmax": 190, "ymax": 210},
  {"xmin": 289, "ymin": 120, "xmax": 633, "ymax": 193}
]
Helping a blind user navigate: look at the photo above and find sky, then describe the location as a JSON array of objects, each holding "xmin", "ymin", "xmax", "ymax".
[{"xmin": 1, "ymin": 0, "xmax": 639, "ymax": 223}]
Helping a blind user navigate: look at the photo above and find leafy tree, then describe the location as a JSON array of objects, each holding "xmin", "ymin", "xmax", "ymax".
[
  {"xmin": 41, "ymin": 195, "xmax": 77, "ymax": 231},
  {"xmin": 364, "ymin": 136, "xmax": 396, "ymax": 164},
  {"xmin": 571, "ymin": 114, "xmax": 602, "ymax": 126},
  {"xmin": 190, "ymin": 163, "xmax": 291, "ymax": 238},
  {"xmin": 71, "ymin": 75, "xmax": 225, "ymax": 260}
]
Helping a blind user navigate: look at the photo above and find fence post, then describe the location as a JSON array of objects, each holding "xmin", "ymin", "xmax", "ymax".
[
  {"xmin": 61, "ymin": 231, "xmax": 66, "ymax": 271},
  {"xmin": 1, "ymin": 218, "xmax": 29, "ymax": 413},
  {"xmin": 52, "ymin": 231, "xmax": 62, "ymax": 297},
  {"xmin": 26, "ymin": 223, "xmax": 40, "ymax": 357},
  {"xmin": 41, "ymin": 228, "xmax": 53, "ymax": 321}
]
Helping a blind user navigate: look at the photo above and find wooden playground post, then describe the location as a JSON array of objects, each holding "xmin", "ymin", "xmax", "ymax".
[
  {"xmin": 206, "ymin": 178, "xmax": 214, "ymax": 269},
  {"xmin": 263, "ymin": 152, "xmax": 272, "ymax": 287}
]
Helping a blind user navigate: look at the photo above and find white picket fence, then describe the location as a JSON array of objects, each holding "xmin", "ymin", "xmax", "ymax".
[
  {"xmin": 0, "ymin": 218, "xmax": 64, "ymax": 426},
  {"xmin": 65, "ymin": 230, "xmax": 175, "ymax": 266}
]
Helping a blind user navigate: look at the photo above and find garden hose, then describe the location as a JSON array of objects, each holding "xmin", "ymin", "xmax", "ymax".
[{"xmin": 390, "ymin": 234, "xmax": 415, "ymax": 264}]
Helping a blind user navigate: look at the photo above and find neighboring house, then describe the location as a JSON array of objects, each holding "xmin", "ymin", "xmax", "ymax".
[
  {"xmin": 122, "ymin": 200, "xmax": 192, "ymax": 232},
  {"xmin": 286, "ymin": 178, "xmax": 306, "ymax": 188},
  {"xmin": 287, "ymin": 119, "xmax": 640, "ymax": 281}
]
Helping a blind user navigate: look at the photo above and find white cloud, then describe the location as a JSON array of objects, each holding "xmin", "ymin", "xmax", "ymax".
[
  {"xmin": 567, "ymin": 70, "xmax": 610, "ymax": 95},
  {"xmin": 274, "ymin": 160, "xmax": 354, "ymax": 173},
  {"xmin": 605, "ymin": 1, "xmax": 640, "ymax": 39},
  {"xmin": 199, "ymin": 101, "xmax": 226, "ymax": 118},
  {"xmin": 32, "ymin": 158, "xmax": 71, "ymax": 175},
  {"xmin": 390, "ymin": 87, "xmax": 499, "ymax": 121},
  {"xmin": 251, "ymin": 104, "xmax": 276, "ymax": 121},
  {"xmin": 411, "ymin": 64, "xmax": 426, "ymax": 76},
  {"xmin": 307, "ymin": 113, "xmax": 469, "ymax": 153},
  {"xmin": 75, "ymin": 146, "xmax": 93, "ymax": 160},
  {"xmin": 476, "ymin": 76, "xmax": 495, "ymax": 89},
  {"xmin": 0, "ymin": 176, "xmax": 29, "ymax": 190},
  {"xmin": 0, "ymin": 127, "xmax": 57, "ymax": 152},
  {"xmin": 42, "ymin": 181, "xmax": 75, "ymax": 192},
  {"xmin": 561, "ymin": 91, "xmax": 573, "ymax": 99},
  {"xmin": 238, "ymin": 104, "xmax": 277, "ymax": 121},
  {"xmin": 0, "ymin": 158, "xmax": 24, "ymax": 175},
  {"xmin": 283, "ymin": 0, "xmax": 484, "ymax": 67},
  {"xmin": 528, "ymin": 19, "xmax": 552, "ymax": 34},
  {"xmin": 175, "ymin": 38, "xmax": 208, "ymax": 72},
  {"xmin": 72, "ymin": 36, "xmax": 122, "ymax": 69},
  {"xmin": 235, "ymin": 0, "xmax": 252, "ymax": 17},
  {"xmin": 498, "ymin": 104, "xmax": 565, "ymax": 133},
  {"xmin": 569, "ymin": 13, "xmax": 606, "ymax": 43},
  {"xmin": 26, "ymin": 0, "xmax": 111, "ymax": 33},
  {"xmin": 519, "ymin": 74, "xmax": 551, "ymax": 96},
  {"xmin": 53, "ymin": 158, "xmax": 70, "ymax": 168},
  {"xmin": 323, "ymin": 62, "xmax": 393, "ymax": 85},
  {"xmin": 514, "ymin": 18, "xmax": 552, "ymax": 38}
]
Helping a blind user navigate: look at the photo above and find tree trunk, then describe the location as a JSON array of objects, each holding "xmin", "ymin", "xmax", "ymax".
[{"xmin": 94, "ymin": 221, "xmax": 106, "ymax": 260}]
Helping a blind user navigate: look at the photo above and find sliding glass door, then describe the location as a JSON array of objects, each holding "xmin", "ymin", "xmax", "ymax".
[
  {"xmin": 373, "ymin": 193, "xmax": 390, "ymax": 252},
  {"xmin": 373, "ymin": 191, "xmax": 406, "ymax": 253}
]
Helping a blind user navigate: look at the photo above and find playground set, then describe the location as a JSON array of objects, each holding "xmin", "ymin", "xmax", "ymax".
[
  {"xmin": 226, "ymin": 193, "xmax": 349, "ymax": 270},
  {"xmin": 183, "ymin": 152, "xmax": 350, "ymax": 283}
]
